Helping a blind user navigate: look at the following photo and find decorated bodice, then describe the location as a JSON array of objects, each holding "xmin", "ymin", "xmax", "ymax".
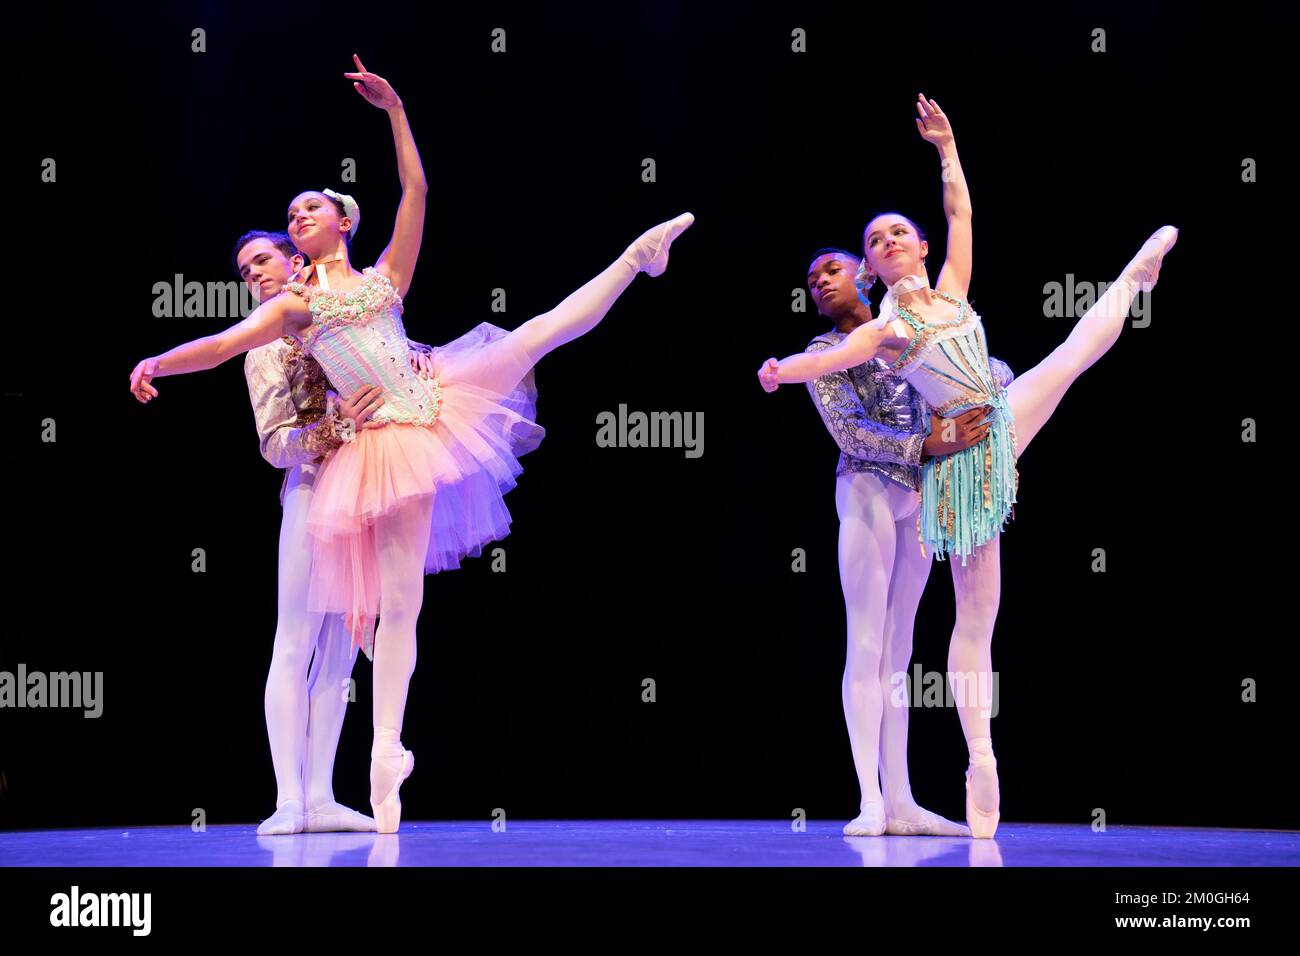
[
  {"xmin": 282, "ymin": 267, "xmax": 442, "ymax": 426},
  {"xmin": 886, "ymin": 289, "xmax": 1004, "ymax": 418}
]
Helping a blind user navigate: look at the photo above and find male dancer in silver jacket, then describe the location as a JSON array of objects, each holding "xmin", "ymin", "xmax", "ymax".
[{"xmin": 802, "ymin": 248, "xmax": 1010, "ymax": 836}]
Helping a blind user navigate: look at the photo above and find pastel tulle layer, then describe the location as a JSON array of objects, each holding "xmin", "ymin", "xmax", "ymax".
[{"xmin": 304, "ymin": 323, "xmax": 543, "ymax": 657}]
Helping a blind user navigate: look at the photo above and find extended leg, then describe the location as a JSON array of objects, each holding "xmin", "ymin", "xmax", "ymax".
[
  {"xmin": 449, "ymin": 214, "xmax": 695, "ymax": 399},
  {"xmin": 516, "ymin": 212, "xmax": 694, "ymax": 360},
  {"xmin": 1007, "ymin": 226, "xmax": 1177, "ymax": 456}
]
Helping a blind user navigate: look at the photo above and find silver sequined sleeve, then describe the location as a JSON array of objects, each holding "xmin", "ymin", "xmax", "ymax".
[{"xmin": 803, "ymin": 340, "xmax": 926, "ymax": 468}]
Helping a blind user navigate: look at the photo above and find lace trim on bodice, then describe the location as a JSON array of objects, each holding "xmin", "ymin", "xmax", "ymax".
[
  {"xmin": 887, "ymin": 289, "xmax": 1013, "ymax": 425},
  {"xmin": 280, "ymin": 267, "xmax": 445, "ymax": 427},
  {"xmin": 887, "ymin": 289, "xmax": 977, "ymax": 378},
  {"xmin": 281, "ymin": 267, "xmax": 405, "ymax": 348}
]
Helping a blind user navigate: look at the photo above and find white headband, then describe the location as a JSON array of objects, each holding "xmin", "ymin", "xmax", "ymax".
[{"xmin": 322, "ymin": 188, "xmax": 360, "ymax": 239}]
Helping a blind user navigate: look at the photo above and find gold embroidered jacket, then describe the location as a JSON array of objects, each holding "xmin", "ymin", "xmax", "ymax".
[{"xmin": 244, "ymin": 335, "xmax": 434, "ymax": 502}]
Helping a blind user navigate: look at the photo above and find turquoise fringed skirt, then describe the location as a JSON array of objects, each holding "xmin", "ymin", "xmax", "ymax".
[{"xmin": 919, "ymin": 396, "xmax": 1019, "ymax": 563}]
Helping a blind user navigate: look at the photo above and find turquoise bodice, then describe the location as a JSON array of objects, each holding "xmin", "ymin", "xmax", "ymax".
[{"xmin": 887, "ymin": 290, "xmax": 1006, "ymax": 420}]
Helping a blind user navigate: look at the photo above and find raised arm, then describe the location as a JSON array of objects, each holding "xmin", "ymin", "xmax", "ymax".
[
  {"xmin": 345, "ymin": 55, "xmax": 427, "ymax": 299},
  {"xmin": 129, "ymin": 293, "xmax": 309, "ymax": 403},
  {"xmin": 915, "ymin": 94, "xmax": 973, "ymax": 300}
]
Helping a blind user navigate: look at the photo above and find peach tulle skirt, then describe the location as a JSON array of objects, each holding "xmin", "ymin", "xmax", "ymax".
[{"xmin": 303, "ymin": 323, "xmax": 544, "ymax": 658}]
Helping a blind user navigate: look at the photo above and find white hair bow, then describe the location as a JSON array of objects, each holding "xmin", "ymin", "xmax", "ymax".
[{"xmin": 322, "ymin": 188, "xmax": 361, "ymax": 239}]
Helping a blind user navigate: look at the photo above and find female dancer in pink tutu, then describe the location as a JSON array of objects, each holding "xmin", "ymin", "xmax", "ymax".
[
  {"xmin": 130, "ymin": 57, "xmax": 694, "ymax": 832},
  {"xmin": 758, "ymin": 94, "xmax": 1176, "ymax": 837}
]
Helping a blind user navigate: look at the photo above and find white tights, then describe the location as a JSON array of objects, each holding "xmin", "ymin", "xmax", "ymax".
[
  {"xmin": 367, "ymin": 217, "xmax": 692, "ymax": 809},
  {"xmin": 837, "ymin": 472, "xmax": 970, "ymax": 835},
  {"xmin": 837, "ymin": 473, "xmax": 931, "ymax": 806},
  {"xmin": 263, "ymin": 463, "xmax": 361, "ymax": 829},
  {"xmin": 949, "ymin": 229, "xmax": 1172, "ymax": 810}
]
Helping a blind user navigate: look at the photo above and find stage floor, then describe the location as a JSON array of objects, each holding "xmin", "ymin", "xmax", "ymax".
[{"xmin": 3, "ymin": 820, "xmax": 1298, "ymax": 867}]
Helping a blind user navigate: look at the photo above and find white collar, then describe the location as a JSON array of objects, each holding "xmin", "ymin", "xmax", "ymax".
[
  {"xmin": 878, "ymin": 272, "xmax": 931, "ymax": 325},
  {"xmin": 887, "ymin": 272, "xmax": 931, "ymax": 296}
]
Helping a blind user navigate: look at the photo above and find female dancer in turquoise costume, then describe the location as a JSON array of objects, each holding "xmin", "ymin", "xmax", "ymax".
[
  {"xmin": 130, "ymin": 57, "xmax": 695, "ymax": 832},
  {"xmin": 759, "ymin": 95, "xmax": 1177, "ymax": 837}
]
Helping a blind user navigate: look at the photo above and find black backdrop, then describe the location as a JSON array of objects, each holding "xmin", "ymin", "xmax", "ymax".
[{"xmin": 4, "ymin": 1, "xmax": 1287, "ymax": 832}]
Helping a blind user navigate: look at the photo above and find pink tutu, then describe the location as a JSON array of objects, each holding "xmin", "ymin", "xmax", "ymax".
[{"xmin": 303, "ymin": 323, "xmax": 544, "ymax": 658}]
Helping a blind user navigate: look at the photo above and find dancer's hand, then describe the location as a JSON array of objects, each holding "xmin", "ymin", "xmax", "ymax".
[
  {"xmin": 922, "ymin": 407, "xmax": 991, "ymax": 459},
  {"xmin": 914, "ymin": 93, "xmax": 953, "ymax": 149},
  {"xmin": 866, "ymin": 315, "xmax": 911, "ymax": 351},
  {"xmin": 129, "ymin": 358, "xmax": 160, "ymax": 403},
  {"xmin": 409, "ymin": 350, "xmax": 435, "ymax": 380},
  {"xmin": 758, "ymin": 358, "xmax": 781, "ymax": 392},
  {"xmin": 338, "ymin": 384, "xmax": 386, "ymax": 430},
  {"xmin": 344, "ymin": 54, "xmax": 401, "ymax": 110}
]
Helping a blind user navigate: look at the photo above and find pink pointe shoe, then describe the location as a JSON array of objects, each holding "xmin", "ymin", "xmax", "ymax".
[
  {"xmin": 624, "ymin": 212, "xmax": 695, "ymax": 277},
  {"xmin": 370, "ymin": 729, "xmax": 415, "ymax": 834},
  {"xmin": 964, "ymin": 739, "xmax": 1000, "ymax": 839},
  {"xmin": 1124, "ymin": 225, "xmax": 1179, "ymax": 293}
]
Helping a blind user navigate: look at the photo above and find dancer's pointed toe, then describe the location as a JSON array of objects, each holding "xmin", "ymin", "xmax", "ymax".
[
  {"xmin": 371, "ymin": 750, "xmax": 414, "ymax": 834},
  {"xmin": 624, "ymin": 212, "xmax": 696, "ymax": 277},
  {"xmin": 964, "ymin": 770, "xmax": 1000, "ymax": 839},
  {"xmin": 370, "ymin": 729, "xmax": 415, "ymax": 834},
  {"xmin": 1125, "ymin": 224, "xmax": 1179, "ymax": 292},
  {"xmin": 964, "ymin": 740, "xmax": 1000, "ymax": 839}
]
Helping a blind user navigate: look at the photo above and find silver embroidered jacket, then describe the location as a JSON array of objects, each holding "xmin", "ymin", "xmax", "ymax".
[{"xmin": 804, "ymin": 329, "xmax": 1014, "ymax": 492}]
